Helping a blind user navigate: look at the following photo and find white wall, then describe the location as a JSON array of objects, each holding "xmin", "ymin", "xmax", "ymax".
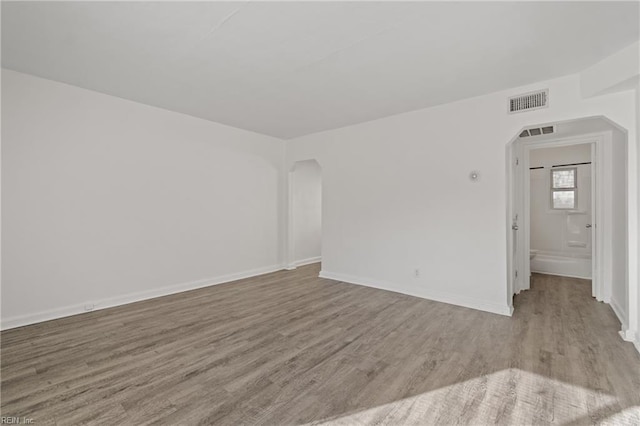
[
  {"xmin": 529, "ymin": 144, "xmax": 592, "ymax": 169},
  {"xmin": 1, "ymin": 69, "xmax": 285, "ymax": 328},
  {"xmin": 636, "ymin": 84, "xmax": 640, "ymax": 351},
  {"xmin": 529, "ymin": 144, "xmax": 592, "ymax": 257},
  {"xmin": 287, "ymin": 73, "xmax": 637, "ymax": 317},
  {"xmin": 611, "ymin": 129, "xmax": 629, "ymax": 330},
  {"xmin": 3, "ymin": 65, "xmax": 638, "ymax": 351},
  {"xmin": 580, "ymin": 41, "xmax": 639, "ymax": 350},
  {"xmin": 292, "ymin": 160, "xmax": 322, "ymax": 265},
  {"xmin": 581, "ymin": 41, "xmax": 640, "ymax": 98}
]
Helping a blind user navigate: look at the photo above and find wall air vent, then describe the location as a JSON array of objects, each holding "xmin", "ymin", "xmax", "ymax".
[
  {"xmin": 508, "ymin": 89, "xmax": 548, "ymax": 113},
  {"xmin": 519, "ymin": 125, "xmax": 554, "ymax": 138}
]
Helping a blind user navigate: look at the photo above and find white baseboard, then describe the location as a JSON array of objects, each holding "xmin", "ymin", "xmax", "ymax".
[
  {"xmin": 610, "ymin": 296, "xmax": 628, "ymax": 331},
  {"xmin": 319, "ymin": 270, "xmax": 513, "ymax": 317},
  {"xmin": 619, "ymin": 329, "xmax": 640, "ymax": 355},
  {"xmin": 295, "ymin": 256, "xmax": 321, "ymax": 267},
  {"xmin": 530, "ymin": 270, "xmax": 591, "ymax": 280},
  {"xmin": 603, "ymin": 299, "xmax": 639, "ymax": 355},
  {"xmin": 1, "ymin": 264, "xmax": 284, "ymax": 330},
  {"xmin": 285, "ymin": 256, "xmax": 322, "ymax": 270}
]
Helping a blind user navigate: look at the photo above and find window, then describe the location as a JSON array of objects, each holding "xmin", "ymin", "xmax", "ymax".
[{"xmin": 551, "ymin": 167, "xmax": 577, "ymax": 209}]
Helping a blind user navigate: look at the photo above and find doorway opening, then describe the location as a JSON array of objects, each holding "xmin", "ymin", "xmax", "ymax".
[
  {"xmin": 507, "ymin": 116, "xmax": 630, "ymax": 334},
  {"xmin": 287, "ymin": 160, "xmax": 322, "ymax": 270},
  {"xmin": 529, "ymin": 143, "xmax": 594, "ymax": 283}
]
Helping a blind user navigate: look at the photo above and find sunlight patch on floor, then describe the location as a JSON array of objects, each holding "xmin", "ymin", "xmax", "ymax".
[
  {"xmin": 599, "ymin": 406, "xmax": 640, "ymax": 425},
  {"xmin": 306, "ymin": 369, "xmax": 626, "ymax": 425}
]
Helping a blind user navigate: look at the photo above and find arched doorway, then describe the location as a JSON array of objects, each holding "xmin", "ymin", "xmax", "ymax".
[{"xmin": 506, "ymin": 116, "xmax": 634, "ymax": 341}]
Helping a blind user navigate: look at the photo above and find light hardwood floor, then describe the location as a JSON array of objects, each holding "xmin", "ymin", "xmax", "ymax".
[{"xmin": 1, "ymin": 265, "xmax": 639, "ymax": 425}]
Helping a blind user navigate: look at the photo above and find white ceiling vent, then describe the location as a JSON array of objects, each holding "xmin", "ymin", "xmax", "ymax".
[
  {"xmin": 508, "ymin": 89, "xmax": 548, "ymax": 114},
  {"xmin": 519, "ymin": 125, "xmax": 554, "ymax": 138}
]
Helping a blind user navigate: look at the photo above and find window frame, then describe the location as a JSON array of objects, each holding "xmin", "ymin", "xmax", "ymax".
[{"xmin": 550, "ymin": 167, "xmax": 578, "ymax": 210}]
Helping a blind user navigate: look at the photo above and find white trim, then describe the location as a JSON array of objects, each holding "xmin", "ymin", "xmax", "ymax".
[
  {"xmin": 506, "ymin": 138, "xmax": 522, "ymax": 301},
  {"xmin": 530, "ymin": 270, "xmax": 591, "ymax": 280},
  {"xmin": 286, "ymin": 159, "xmax": 323, "ymax": 271},
  {"xmin": 619, "ymin": 328, "xmax": 635, "ymax": 341},
  {"xmin": 286, "ymin": 169, "xmax": 296, "ymax": 269},
  {"xmin": 619, "ymin": 329, "xmax": 640, "ymax": 355},
  {"xmin": 319, "ymin": 270, "xmax": 513, "ymax": 317},
  {"xmin": 294, "ymin": 256, "xmax": 322, "ymax": 267},
  {"xmin": 611, "ymin": 296, "xmax": 629, "ymax": 331},
  {"xmin": 522, "ymin": 133, "xmax": 605, "ymax": 301},
  {"xmin": 0, "ymin": 264, "xmax": 284, "ymax": 330},
  {"xmin": 507, "ymin": 116, "xmax": 636, "ymax": 348}
]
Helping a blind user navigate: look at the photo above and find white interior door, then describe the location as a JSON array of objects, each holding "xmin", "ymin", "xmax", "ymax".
[
  {"xmin": 510, "ymin": 140, "xmax": 526, "ymax": 296},
  {"xmin": 590, "ymin": 143, "xmax": 598, "ymax": 298}
]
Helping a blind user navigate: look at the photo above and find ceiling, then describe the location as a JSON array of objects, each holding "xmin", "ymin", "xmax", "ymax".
[
  {"xmin": 2, "ymin": 2, "xmax": 639, "ymax": 139},
  {"xmin": 520, "ymin": 116, "xmax": 624, "ymax": 143}
]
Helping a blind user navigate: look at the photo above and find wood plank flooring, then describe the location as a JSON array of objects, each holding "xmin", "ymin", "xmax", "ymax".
[{"xmin": 1, "ymin": 266, "xmax": 639, "ymax": 425}]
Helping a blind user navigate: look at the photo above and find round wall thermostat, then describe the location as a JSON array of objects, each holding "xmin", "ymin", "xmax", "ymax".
[{"xmin": 469, "ymin": 171, "xmax": 480, "ymax": 182}]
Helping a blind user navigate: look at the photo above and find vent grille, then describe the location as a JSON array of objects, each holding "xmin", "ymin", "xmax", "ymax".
[
  {"xmin": 508, "ymin": 89, "xmax": 548, "ymax": 113},
  {"xmin": 519, "ymin": 125, "xmax": 554, "ymax": 138}
]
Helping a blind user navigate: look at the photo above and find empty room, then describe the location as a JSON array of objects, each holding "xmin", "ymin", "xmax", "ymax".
[{"xmin": 2, "ymin": 1, "xmax": 640, "ymax": 425}]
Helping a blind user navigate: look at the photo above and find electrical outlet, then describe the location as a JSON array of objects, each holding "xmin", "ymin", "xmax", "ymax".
[
  {"xmin": 84, "ymin": 303, "xmax": 95, "ymax": 311},
  {"xmin": 414, "ymin": 269, "xmax": 420, "ymax": 278}
]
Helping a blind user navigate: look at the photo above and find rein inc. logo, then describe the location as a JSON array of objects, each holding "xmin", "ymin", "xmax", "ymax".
[{"xmin": 1, "ymin": 417, "xmax": 34, "ymax": 424}]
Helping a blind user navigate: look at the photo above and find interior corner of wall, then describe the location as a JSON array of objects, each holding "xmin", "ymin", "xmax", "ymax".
[
  {"xmin": 579, "ymin": 41, "xmax": 640, "ymax": 100},
  {"xmin": 610, "ymin": 295, "xmax": 629, "ymax": 331}
]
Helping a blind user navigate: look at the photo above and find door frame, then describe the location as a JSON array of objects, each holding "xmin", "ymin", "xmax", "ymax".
[
  {"xmin": 285, "ymin": 159, "xmax": 323, "ymax": 270},
  {"xmin": 508, "ymin": 131, "xmax": 610, "ymax": 306},
  {"xmin": 522, "ymin": 134, "xmax": 605, "ymax": 300}
]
